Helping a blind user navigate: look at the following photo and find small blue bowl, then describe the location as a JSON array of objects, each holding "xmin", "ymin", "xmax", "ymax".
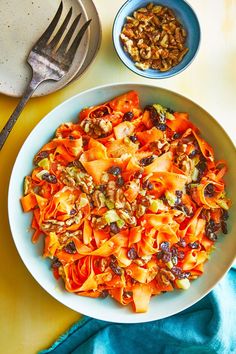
[{"xmin": 112, "ymin": 0, "xmax": 201, "ymax": 79}]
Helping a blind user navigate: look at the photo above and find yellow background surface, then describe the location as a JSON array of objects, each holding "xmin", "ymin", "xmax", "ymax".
[{"xmin": 0, "ymin": 1, "xmax": 235, "ymax": 353}]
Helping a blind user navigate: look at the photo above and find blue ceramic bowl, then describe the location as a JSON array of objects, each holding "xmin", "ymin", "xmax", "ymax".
[{"xmin": 112, "ymin": 0, "xmax": 201, "ymax": 79}]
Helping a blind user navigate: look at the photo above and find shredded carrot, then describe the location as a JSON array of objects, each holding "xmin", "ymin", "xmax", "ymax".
[{"xmin": 21, "ymin": 91, "xmax": 230, "ymax": 313}]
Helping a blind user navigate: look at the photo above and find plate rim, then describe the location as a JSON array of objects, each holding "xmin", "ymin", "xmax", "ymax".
[{"xmin": 8, "ymin": 82, "xmax": 236, "ymax": 323}]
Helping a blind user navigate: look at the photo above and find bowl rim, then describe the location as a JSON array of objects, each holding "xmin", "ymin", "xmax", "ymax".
[
  {"xmin": 8, "ymin": 82, "xmax": 236, "ymax": 323},
  {"xmin": 112, "ymin": 0, "xmax": 201, "ymax": 79}
]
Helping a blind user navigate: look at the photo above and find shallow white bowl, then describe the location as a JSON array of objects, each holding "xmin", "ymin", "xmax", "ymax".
[{"xmin": 8, "ymin": 83, "xmax": 236, "ymax": 323}]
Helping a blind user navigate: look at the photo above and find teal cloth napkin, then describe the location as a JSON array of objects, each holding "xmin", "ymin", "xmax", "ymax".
[{"xmin": 40, "ymin": 265, "xmax": 236, "ymax": 354}]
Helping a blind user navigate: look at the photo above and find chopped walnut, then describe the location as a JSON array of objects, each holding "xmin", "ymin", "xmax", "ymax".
[
  {"xmin": 80, "ymin": 117, "xmax": 112, "ymax": 138},
  {"xmin": 92, "ymin": 190, "xmax": 106, "ymax": 208},
  {"xmin": 120, "ymin": 3, "xmax": 188, "ymax": 72}
]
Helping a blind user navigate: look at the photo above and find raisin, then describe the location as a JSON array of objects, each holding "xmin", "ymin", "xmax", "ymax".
[
  {"xmin": 100, "ymin": 290, "xmax": 109, "ymax": 298},
  {"xmin": 34, "ymin": 150, "xmax": 49, "ymax": 164},
  {"xmin": 160, "ymin": 241, "xmax": 170, "ymax": 252},
  {"xmin": 188, "ymin": 242, "xmax": 199, "ymax": 249},
  {"xmin": 69, "ymin": 135, "xmax": 75, "ymax": 140},
  {"xmin": 123, "ymin": 111, "xmax": 134, "ymax": 121},
  {"xmin": 139, "ymin": 197, "xmax": 150, "ymax": 207},
  {"xmin": 171, "ymin": 266, "xmax": 182, "ymax": 277},
  {"xmin": 177, "ymin": 238, "xmax": 187, "ymax": 248},
  {"xmin": 157, "ymin": 123, "xmax": 166, "ymax": 131},
  {"xmin": 116, "ymin": 176, "xmax": 124, "ymax": 187},
  {"xmin": 173, "ymin": 132, "xmax": 181, "ymax": 139},
  {"xmin": 156, "ymin": 251, "xmax": 164, "ymax": 260},
  {"xmin": 162, "ymin": 252, "xmax": 172, "ymax": 263},
  {"xmin": 99, "ymin": 185, "xmax": 106, "ymax": 193},
  {"xmin": 73, "ymin": 159, "xmax": 86, "ymax": 171},
  {"xmin": 142, "ymin": 180, "xmax": 154, "ymax": 190},
  {"xmin": 167, "ymin": 107, "xmax": 175, "ymax": 114},
  {"xmin": 110, "ymin": 262, "xmax": 122, "ymax": 275},
  {"xmin": 129, "ymin": 135, "xmax": 138, "ymax": 143},
  {"xmin": 175, "ymin": 190, "xmax": 183, "ymax": 198},
  {"xmin": 139, "ymin": 156, "xmax": 154, "ymax": 166},
  {"xmin": 204, "ymin": 183, "xmax": 215, "ymax": 197},
  {"xmin": 52, "ymin": 257, "xmax": 62, "ymax": 269},
  {"xmin": 177, "ymin": 250, "xmax": 185, "ymax": 260},
  {"xmin": 189, "ymin": 149, "xmax": 199, "ymax": 158},
  {"xmin": 221, "ymin": 221, "xmax": 228, "ymax": 234},
  {"xmin": 171, "ymin": 246, "xmax": 178, "ymax": 257},
  {"xmin": 70, "ymin": 209, "xmax": 76, "ymax": 215},
  {"xmin": 110, "ymin": 222, "xmax": 120, "ymax": 234},
  {"xmin": 108, "ymin": 166, "xmax": 122, "ymax": 176},
  {"xmin": 64, "ymin": 241, "xmax": 76, "ymax": 254},
  {"xmin": 127, "ymin": 247, "xmax": 138, "ymax": 260},
  {"xmin": 42, "ymin": 173, "xmax": 57, "ymax": 184},
  {"xmin": 206, "ymin": 232, "xmax": 218, "ymax": 242},
  {"xmin": 221, "ymin": 209, "xmax": 229, "ymax": 221}
]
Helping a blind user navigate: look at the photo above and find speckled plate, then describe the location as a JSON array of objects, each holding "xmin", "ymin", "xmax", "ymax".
[{"xmin": 0, "ymin": 0, "xmax": 90, "ymax": 97}]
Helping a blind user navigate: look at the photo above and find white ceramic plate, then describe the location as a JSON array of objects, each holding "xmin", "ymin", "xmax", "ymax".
[
  {"xmin": 8, "ymin": 83, "xmax": 236, "ymax": 323},
  {"xmin": 0, "ymin": 0, "xmax": 89, "ymax": 97}
]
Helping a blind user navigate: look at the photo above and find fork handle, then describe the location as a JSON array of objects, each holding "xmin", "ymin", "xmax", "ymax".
[{"xmin": 0, "ymin": 73, "xmax": 43, "ymax": 151}]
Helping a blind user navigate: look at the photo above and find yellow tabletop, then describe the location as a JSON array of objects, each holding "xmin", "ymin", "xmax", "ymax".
[{"xmin": 0, "ymin": 1, "xmax": 235, "ymax": 353}]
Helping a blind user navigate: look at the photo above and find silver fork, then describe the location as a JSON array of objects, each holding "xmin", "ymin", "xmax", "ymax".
[{"xmin": 0, "ymin": 1, "xmax": 91, "ymax": 150}]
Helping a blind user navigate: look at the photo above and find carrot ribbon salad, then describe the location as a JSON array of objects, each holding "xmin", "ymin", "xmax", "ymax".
[{"xmin": 21, "ymin": 91, "xmax": 230, "ymax": 313}]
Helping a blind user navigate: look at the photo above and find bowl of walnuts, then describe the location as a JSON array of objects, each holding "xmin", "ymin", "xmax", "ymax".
[{"xmin": 112, "ymin": 0, "xmax": 201, "ymax": 79}]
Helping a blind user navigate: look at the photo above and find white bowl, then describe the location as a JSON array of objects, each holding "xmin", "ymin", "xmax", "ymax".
[{"xmin": 8, "ymin": 83, "xmax": 236, "ymax": 323}]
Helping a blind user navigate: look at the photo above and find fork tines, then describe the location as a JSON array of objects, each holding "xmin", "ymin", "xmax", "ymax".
[{"xmin": 35, "ymin": 1, "xmax": 91, "ymax": 61}]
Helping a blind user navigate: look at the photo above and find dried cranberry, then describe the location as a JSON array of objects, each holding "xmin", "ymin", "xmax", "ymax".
[
  {"xmin": 64, "ymin": 241, "xmax": 76, "ymax": 254},
  {"xmin": 204, "ymin": 183, "xmax": 215, "ymax": 198},
  {"xmin": 139, "ymin": 197, "xmax": 150, "ymax": 207},
  {"xmin": 108, "ymin": 166, "xmax": 122, "ymax": 176},
  {"xmin": 127, "ymin": 247, "xmax": 138, "ymax": 260},
  {"xmin": 139, "ymin": 156, "xmax": 154, "ymax": 166},
  {"xmin": 52, "ymin": 257, "xmax": 62, "ymax": 269},
  {"xmin": 116, "ymin": 176, "xmax": 124, "ymax": 187},
  {"xmin": 188, "ymin": 242, "xmax": 199, "ymax": 249},
  {"xmin": 110, "ymin": 262, "xmax": 122, "ymax": 275},
  {"xmin": 42, "ymin": 173, "xmax": 57, "ymax": 184},
  {"xmin": 196, "ymin": 161, "xmax": 206, "ymax": 181},
  {"xmin": 185, "ymin": 184, "xmax": 192, "ymax": 195},
  {"xmin": 160, "ymin": 241, "xmax": 170, "ymax": 252},
  {"xmin": 123, "ymin": 111, "xmax": 134, "ymax": 121},
  {"xmin": 110, "ymin": 222, "xmax": 120, "ymax": 234},
  {"xmin": 129, "ymin": 135, "xmax": 138, "ymax": 143},
  {"xmin": 221, "ymin": 221, "xmax": 228, "ymax": 234}
]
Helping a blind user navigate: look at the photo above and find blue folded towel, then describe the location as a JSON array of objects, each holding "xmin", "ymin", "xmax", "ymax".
[{"xmin": 40, "ymin": 265, "xmax": 236, "ymax": 354}]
